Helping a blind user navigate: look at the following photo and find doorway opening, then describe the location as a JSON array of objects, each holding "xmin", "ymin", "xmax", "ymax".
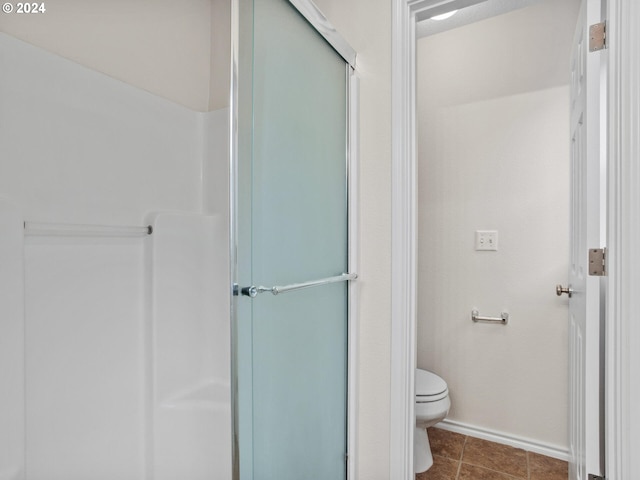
[{"xmin": 415, "ymin": 0, "xmax": 578, "ymax": 462}]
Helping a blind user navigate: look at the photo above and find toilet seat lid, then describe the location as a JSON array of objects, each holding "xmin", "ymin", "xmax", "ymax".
[{"xmin": 415, "ymin": 369, "xmax": 447, "ymax": 397}]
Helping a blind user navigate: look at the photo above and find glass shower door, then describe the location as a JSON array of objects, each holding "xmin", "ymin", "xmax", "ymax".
[{"xmin": 234, "ymin": 0, "xmax": 350, "ymax": 478}]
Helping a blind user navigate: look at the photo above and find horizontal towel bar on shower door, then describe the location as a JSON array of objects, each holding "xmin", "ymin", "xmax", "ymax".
[
  {"xmin": 24, "ymin": 221, "xmax": 153, "ymax": 237},
  {"xmin": 240, "ymin": 273, "xmax": 357, "ymax": 298}
]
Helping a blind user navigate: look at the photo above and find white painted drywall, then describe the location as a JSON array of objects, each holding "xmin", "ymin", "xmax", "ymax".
[{"xmin": 416, "ymin": 0, "xmax": 579, "ymax": 449}]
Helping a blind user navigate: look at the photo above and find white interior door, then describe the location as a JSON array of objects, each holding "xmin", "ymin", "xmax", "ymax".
[{"xmin": 568, "ymin": 0, "xmax": 605, "ymax": 478}]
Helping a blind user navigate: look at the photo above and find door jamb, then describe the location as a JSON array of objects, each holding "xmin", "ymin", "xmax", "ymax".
[
  {"xmin": 605, "ymin": 1, "xmax": 640, "ymax": 478},
  {"xmin": 390, "ymin": 1, "xmax": 454, "ymax": 476}
]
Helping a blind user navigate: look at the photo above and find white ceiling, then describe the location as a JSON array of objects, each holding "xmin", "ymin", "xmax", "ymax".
[{"xmin": 416, "ymin": 0, "xmax": 543, "ymax": 38}]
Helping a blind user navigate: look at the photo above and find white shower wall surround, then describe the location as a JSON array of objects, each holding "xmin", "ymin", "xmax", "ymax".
[
  {"xmin": 147, "ymin": 213, "xmax": 231, "ymax": 480},
  {"xmin": 0, "ymin": 201, "xmax": 24, "ymax": 480},
  {"xmin": 0, "ymin": 32, "xmax": 204, "ymax": 224},
  {"xmin": 0, "ymin": 33, "xmax": 231, "ymax": 479}
]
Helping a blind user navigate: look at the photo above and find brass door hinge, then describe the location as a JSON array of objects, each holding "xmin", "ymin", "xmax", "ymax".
[
  {"xmin": 589, "ymin": 22, "xmax": 606, "ymax": 52},
  {"xmin": 589, "ymin": 248, "xmax": 606, "ymax": 276}
]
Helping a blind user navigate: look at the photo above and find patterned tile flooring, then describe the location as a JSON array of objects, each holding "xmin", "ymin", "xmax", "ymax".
[{"xmin": 416, "ymin": 428, "xmax": 568, "ymax": 480}]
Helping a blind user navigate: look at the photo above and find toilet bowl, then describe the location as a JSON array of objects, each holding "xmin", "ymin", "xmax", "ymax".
[{"xmin": 415, "ymin": 369, "xmax": 450, "ymax": 473}]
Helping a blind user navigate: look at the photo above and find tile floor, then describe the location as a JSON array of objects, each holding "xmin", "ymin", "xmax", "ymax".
[{"xmin": 416, "ymin": 427, "xmax": 568, "ymax": 480}]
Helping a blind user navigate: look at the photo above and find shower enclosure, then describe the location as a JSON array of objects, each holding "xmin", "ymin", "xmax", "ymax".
[
  {"xmin": 0, "ymin": 0, "xmax": 355, "ymax": 478},
  {"xmin": 0, "ymin": 4, "xmax": 232, "ymax": 477}
]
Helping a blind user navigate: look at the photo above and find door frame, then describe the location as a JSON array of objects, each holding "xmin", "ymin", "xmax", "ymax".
[
  {"xmin": 390, "ymin": 0, "xmax": 639, "ymax": 478},
  {"xmin": 229, "ymin": 1, "xmax": 359, "ymax": 478},
  {"xmin": 604, "ymin": 1, "xmax": 640, "ymax": 478}
]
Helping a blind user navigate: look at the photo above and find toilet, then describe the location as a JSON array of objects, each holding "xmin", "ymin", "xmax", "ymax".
[{"xmin": 415, "ymin": 369, "xmax": 450, "ymax": 473}]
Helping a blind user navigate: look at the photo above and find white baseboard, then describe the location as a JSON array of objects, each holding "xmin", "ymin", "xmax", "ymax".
[{"xmin": 435, "ymin": 419, "xmax": 569, "ymax": 462}]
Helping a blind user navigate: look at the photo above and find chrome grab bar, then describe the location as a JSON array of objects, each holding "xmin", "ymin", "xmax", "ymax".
[
  {"xmin": 241, "ymin": 273, "xmax": 357, "ymax": 298},
  {"xmin": 471, "ymin": 309, "xmax": 509, "ymax": 325}
]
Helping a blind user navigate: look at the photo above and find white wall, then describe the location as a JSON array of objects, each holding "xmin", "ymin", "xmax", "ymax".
[
  {"xmin": 0, "ymin": 31, "xmax": 230, "ymax": 479},
  {"xmin": 416, "ymin": 0, "xmax": 579, "ymax": 451}
]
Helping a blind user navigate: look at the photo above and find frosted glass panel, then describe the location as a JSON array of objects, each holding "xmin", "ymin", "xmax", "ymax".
[{"xmin": 237, "ymin": 0, "xmax": 349, "ymax": 478}]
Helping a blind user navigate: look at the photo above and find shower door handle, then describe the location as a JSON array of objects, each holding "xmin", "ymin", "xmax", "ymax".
[{"xmin": 240, "ymin": 273, "xmax": 357, "ymax": 297}]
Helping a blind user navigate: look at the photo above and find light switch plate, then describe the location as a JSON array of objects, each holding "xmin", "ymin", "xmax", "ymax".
[{"xmin": 475, "ymin": 230, "xmax": 498, "ymax": 251}]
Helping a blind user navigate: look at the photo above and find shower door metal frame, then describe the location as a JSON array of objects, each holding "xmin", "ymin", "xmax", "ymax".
[{"xmin": 228, "ymin": 1, "xmax": 359, "ymax": 478}]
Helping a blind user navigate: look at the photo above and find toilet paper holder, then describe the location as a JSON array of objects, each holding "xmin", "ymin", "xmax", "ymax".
[{"xmin": 471, "ymin": 309, "xmax": 509, "ymax": 325}]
